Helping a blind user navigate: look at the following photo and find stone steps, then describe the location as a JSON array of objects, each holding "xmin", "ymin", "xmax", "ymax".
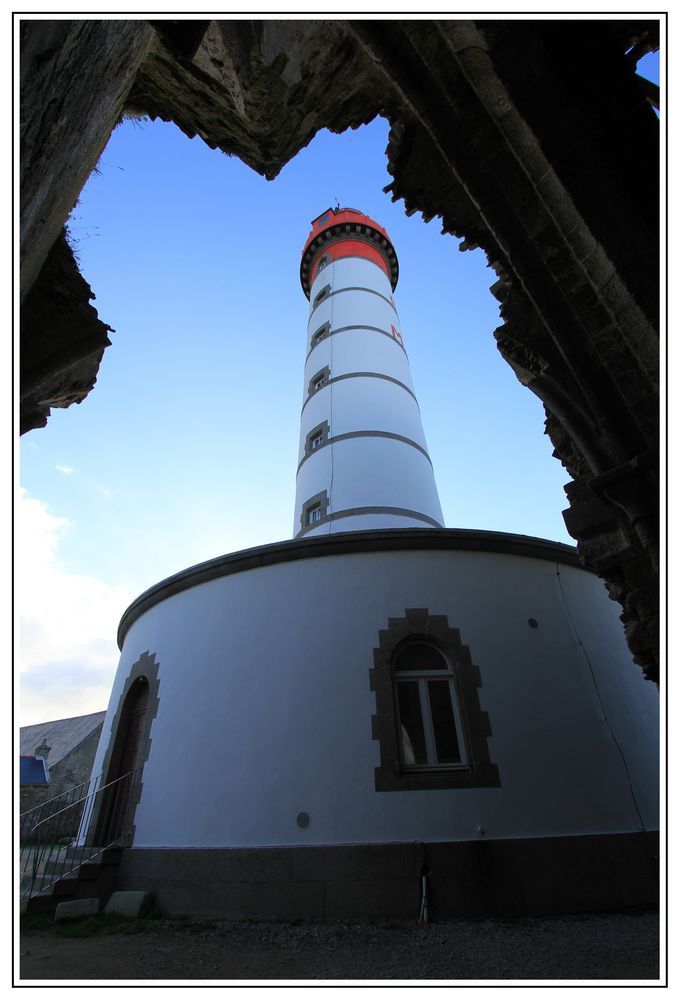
[{"xmin": 23, "ymin": 848, "xmax": 124, "ymax": 915}]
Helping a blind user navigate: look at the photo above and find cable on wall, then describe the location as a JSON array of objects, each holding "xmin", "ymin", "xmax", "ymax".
[{"xmin": 554, "ymin": 562, "xmax": 653, "ymax": 848}]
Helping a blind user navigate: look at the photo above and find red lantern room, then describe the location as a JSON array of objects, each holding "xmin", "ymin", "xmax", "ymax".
[{"xmin": 300, "ymin": 207, "xmax": 399, "ymax": 299}]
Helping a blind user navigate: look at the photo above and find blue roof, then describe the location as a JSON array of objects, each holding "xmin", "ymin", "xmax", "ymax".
[{"xmin": 20, "ymin": 756, "xmax": 48, "ymax": 785}]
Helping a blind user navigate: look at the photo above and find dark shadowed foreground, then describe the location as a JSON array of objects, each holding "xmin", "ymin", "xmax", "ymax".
[{"xmin": 19, "ymin": 910, "xmax": 660, "ymax": 982}]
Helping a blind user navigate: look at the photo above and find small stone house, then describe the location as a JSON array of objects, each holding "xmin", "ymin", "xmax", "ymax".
[{"xmin": 20, "ymin": 711, "xmax": 105, "ymax": 817}]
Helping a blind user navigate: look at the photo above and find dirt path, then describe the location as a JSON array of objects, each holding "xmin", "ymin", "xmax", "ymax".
[{"xmin": 19, "ymin": 911, "xmax": 660, "ymax": 982}]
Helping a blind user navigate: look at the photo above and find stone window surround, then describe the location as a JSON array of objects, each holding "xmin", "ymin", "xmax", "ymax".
[
  {"xmin": 305, "ymin": 419, "xmax": 330, "ymax": 456},
  {"xmin": 308, "ymin": 365, "xmax": 331, "ymax": 396},
  {"xmin": 370, "ymin": 609, "xmax": 500, "ymax": 792},
  {"xmin": 309, "ymin": 321, "xmax": 331, "ymax": 351},
  {"xmin": 87, "ymin": 650, "xmax": 160, "ymax": 845},
  {"xmin": 300, "ymin": 490, "xmax": 330, "ymax": 532},
  {"xmin": 313, "ymin": 283, "xmax": 331, "ymax": 309}
]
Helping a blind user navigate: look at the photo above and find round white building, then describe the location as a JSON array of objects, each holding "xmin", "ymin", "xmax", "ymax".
[{"xmin": 87, "ymin": 210, "xmax": 659, "ymax": 923}]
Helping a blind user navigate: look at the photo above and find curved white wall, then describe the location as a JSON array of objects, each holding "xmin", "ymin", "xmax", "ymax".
[
  {"xmin": 305, "ymin": 329, "xmax": 416, "ymax": 390},
  {"xmin": 92, "ymin": 544, "xmax": 659, "ymax": 850},
  {"xmin": 296, "ymin": 443, "xmax": 442, "ymax": 537},
  {"xmin": 294, "ymin": 256, "xmax": 443, "ymax": 536}
]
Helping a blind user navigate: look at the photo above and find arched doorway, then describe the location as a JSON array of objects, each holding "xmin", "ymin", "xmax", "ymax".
[{"xmin": 93, "ymin": 676, "xmax": 150, "ymax": 846}]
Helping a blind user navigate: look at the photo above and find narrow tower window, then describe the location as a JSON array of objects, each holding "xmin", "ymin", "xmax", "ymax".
[
  {"xmin": 305, "ymin": 421, "xmax": 329, "ymax": 456},
  {"xmin": 308, "ymin": 366, "xmax": 330, "ymax": 396},
  {"xmin": 313, "ymin": 284, "xmax": 331, "ymax": 309},
  {"xmin": 310, "ymin": 322, "xmax": 330, "ymax": 349},
  {"xmin": 300, "ymin": 491, "xmax": 330, "ymax": 533}
]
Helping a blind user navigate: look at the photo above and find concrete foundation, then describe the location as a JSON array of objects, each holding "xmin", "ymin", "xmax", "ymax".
[{"xmin": 115, "ymin": 832, "xmax": 658, "ymax": 921}]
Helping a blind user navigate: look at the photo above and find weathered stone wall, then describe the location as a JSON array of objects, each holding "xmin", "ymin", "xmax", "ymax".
[
  {"xmin": 366, "ymin": 20, "xmax": 659, "ymax": 679},
  {"xmin": 20, "ymin": 725, "xmax": 103, "ymax": 833},
  {"xmin": 20, "ymin": 20, "xmax": 155, "ymax": 301},
  {"xmin": 20, "ymin": 20, "xmax": 155, "ymax": 432},
  {"xmin": 19, "ymin": 18, "xmax": 659, "ymax": 680},
  {"xmin": 20, "ymin": 234, "xmax": 113, "ymax": 432}
]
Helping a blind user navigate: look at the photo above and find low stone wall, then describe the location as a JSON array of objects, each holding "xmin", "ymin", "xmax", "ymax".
[{"xmin": 116, "ymin": 832, "xmax": 659, "ymax": 921}]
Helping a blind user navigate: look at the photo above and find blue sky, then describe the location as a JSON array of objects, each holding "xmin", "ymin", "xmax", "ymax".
[{"xmin": 18, "ymin": 49, "xmax": 660, "ymax": 725}]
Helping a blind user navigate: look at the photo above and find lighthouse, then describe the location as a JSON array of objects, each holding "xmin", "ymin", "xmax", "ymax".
[
  {"xmin": 83, "ymin": 208, "xmax": 658, "ymax": 924},
  {"xmin": 295, "ymin": 207, "xmax": 444, "ymax": 537}
]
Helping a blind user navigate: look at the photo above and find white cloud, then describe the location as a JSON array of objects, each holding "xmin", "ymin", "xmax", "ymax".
[
  {"xmin": 16, "ymin": 490, "xmax": 133, "ymax": 726},
  {"xmin": 55, "ymin": 465, "xmax": 76, "ymax": 475}
]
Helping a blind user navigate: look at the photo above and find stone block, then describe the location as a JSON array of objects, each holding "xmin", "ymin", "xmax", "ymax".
[
  {"xmin": 223, "ymin": 878, "xmax": 325, "ymax": 921},
  {"xmin": 54, "ymin": 897, "xmax": 99, "ymax": 922},
  {"xmin": 325, "ymin": 877, "xmax": 416, "ymax": 920},
  {"xmin": 104, "ymin": 890, "xmax": 154, "ymax": 918},
  {"xmin": 119, "ymin": 846, "xmax": 296, "ymax": 884}
]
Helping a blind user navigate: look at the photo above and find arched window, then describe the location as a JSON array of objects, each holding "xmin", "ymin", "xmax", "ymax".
[
  {"xmin": 369, "ymin": 609, "xmax": 500, "ymax": 792},
  {"xmin": 393, "ymin": 642, "xmax": 466, "ymax": 769}
]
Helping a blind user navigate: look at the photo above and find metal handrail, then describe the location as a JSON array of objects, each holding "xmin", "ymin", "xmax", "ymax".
[
  {"xmin": 25, "ymin": 770, "xmax": 134, "ymax": 839},
  {"xmin": 20, "ymin": 777, "xmax": 93, "ymax": 823},
  {"xmin": 20, "ymin": 773, "xmax": 104, "ymax": 847},
  {"xmin": 20, "ymin": 767, "xmax": 140, "ymax": 901},
  {"xmin": 20, "ymin": 773, "xmax": 101, "ymax": 823}
]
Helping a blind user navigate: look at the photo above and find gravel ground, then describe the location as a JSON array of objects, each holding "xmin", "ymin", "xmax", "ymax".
[{"xmin": 19, "ymin": 910, "xmax": 660, "ymax": 982}]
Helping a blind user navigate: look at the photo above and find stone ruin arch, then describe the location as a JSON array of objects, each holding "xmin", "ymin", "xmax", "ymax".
[{"xmin": 19, "ymin": 19, "xmax": 660, "ymax": 681}]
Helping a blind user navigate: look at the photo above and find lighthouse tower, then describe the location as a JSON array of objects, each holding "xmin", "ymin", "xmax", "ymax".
[
  {"xmin": 294, "ymin": 207, "xmax": 444, "ymax": 537},
  {"xmin": 84, "ymin": 207, "xmax": 658, "ymax": 925}
]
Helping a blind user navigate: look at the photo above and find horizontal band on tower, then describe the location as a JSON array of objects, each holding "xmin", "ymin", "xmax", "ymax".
[
  {"xmin": 309, "ymin": 240, "xmax": 391, "ymax": 287},
  {"xmin": 300, "ymin": 212, "xmax": 399, "ymax": 297},
  {"xmin": 301, "ymin": 372, "xmax": 419, "ymax": 415},
  {"xmin": 295, "ymin": 506, "xmax": 443, "ymax": 538},
  {"xmin": 306, "ymin": 324, "xmax": 407, "ymax": 362},
  {"xmin": 307, "ymin": 284, "xmax": 398, "ymax": 323},
  {"xmin": 297, "ymin": 429, "xmax": 432, "ymax": 473}
]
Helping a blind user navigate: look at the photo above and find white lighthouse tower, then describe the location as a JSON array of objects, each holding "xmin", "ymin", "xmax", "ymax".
[
  {"xmin": 295, "ymin": 207, "xmax": 444, "ymax": 537},
  {"xmin": 83, "ymin": 207, "xmax": 658, "ymax": 925}
]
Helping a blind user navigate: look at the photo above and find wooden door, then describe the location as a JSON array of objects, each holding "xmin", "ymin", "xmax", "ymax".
[{"xmin": 95, "ymin": 678, "xmax": 149, "ymax": 844}]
